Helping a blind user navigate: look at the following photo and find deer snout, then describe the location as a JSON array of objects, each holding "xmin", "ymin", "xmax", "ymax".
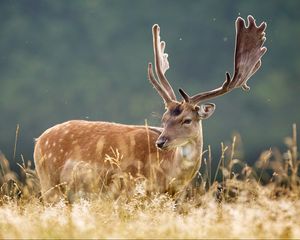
[{"xmin": 156, "ymin": 136, "xmax": 168, "ymax": 149}]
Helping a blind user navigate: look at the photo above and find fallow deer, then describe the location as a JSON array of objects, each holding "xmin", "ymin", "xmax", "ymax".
[{"xmin": 34, "ymin": 15, "xmax": 267, "ymax": 202}]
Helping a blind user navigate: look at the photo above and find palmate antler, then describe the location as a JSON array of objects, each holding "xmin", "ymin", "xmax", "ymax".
[
  {"xmin": 179, "ymin": 15, "xmax": 267, "ymax": 105},
  {"xmin": 148, "ymin": 16, "xmax": 267, "ymax": 107},
  {"xmin": 148, "ymin": 24, "xmax": 176, "ymax": 105}
]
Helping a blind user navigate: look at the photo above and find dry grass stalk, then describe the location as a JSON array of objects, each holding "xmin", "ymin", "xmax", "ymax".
[{"xmin": 0, "ymin": 125, "xmax": 299, "ymax": 238}]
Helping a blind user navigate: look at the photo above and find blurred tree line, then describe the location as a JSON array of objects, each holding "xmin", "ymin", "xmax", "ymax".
[{"xmin": 0, "ymin": 0, "xmax": 299, "ymax": 168}]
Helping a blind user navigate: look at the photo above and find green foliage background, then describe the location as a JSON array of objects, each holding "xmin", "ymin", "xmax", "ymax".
[{"xmin": 0, "ymin": 0, "xmax": 299, "ymax": 165}]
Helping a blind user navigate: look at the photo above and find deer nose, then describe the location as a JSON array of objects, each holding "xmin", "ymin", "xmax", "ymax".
[{"xmin": 156, "ymin": 137, "xmax": 168, "ymax": 149}]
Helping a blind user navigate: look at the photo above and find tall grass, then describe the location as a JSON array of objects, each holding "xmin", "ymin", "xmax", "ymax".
[{"xmin": 0, "ymin": 125, "xmax": 299, "ymax": 238}]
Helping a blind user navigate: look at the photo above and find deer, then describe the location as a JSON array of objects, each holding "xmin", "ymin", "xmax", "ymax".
[{"xmin": 34, "ymin": 15, "xmax": 267, "ymax": 202}]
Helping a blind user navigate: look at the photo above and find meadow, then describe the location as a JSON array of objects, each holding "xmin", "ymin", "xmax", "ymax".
[{"xmin": 0, "ymin": 125, "xmax": 299, "ymax": 239}]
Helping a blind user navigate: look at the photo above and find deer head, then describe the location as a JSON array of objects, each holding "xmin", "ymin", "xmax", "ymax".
[{"xmin": 148, "ymin": 16, "xmax": 267, "ymax": 150}]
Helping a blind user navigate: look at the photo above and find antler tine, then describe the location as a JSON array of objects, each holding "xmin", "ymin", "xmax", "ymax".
[
  {"xmin": 181, "ymin": 15, "xmax": 267, "ymax": 105},
  {"xmin": 148, "ymin": 62, "xmax": 172, "ymax": 104},
  {"xmin": 179, "ymin": 88, "xmax": 191, "ymax": 103},
  {"xmin": 152, "ymin": 24, "xmax": 177, "ymax": 101}
]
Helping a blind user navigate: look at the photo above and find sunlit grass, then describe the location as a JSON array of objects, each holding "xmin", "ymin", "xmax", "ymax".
[{"xmin": 0, "ymin": 125, "xmax": 299, "ymax": 239}]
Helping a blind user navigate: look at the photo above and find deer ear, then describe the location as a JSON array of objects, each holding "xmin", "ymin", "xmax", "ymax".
[{"xmin": 198, "ymin": 103, "xmax": 216, "ymax": 119}]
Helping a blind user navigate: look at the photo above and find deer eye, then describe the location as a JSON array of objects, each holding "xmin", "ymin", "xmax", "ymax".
[{"xmin": 182, "ymin": 119, "xmax": 192, "ymax": 125}]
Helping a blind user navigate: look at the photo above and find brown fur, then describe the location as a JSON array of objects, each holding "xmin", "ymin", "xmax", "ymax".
[{"xmin": 34, "ymin": 120, "xmax": 184, "ymax": 201}]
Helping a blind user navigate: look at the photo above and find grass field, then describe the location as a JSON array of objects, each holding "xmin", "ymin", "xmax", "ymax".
[{"xmin": 0, "ymin": 125, "xmax": 299, "ymax": 239}]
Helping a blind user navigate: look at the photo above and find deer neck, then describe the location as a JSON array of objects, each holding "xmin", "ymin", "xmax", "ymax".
[{"xmin": 168, "ymin": 121, "xmax": 203, "ymax": 183}]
